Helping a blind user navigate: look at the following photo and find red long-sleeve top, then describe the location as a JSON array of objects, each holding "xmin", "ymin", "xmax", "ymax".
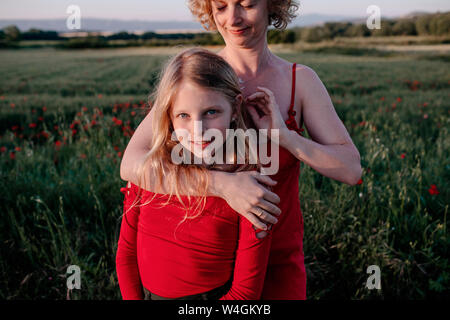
[{"xmin": 116, "ymin": 181, "xmax": 272, "ymax": 300}]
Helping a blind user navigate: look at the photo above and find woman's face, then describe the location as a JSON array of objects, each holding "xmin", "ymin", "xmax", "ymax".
[
  {"xmin": 211, "ymin": 0, "xmax": 269, "ymax": 48},
  {"xmin": 170, "ymin": 80, "xmax": 236, "ymax": 159}
]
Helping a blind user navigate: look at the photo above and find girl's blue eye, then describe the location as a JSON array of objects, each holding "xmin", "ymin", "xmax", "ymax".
[
  {"xmin": 206, "ymin": 110, "xmax": 217, "ymax": 116},
  {"xmin": 217, "ymin": 6, "xmax": 226, "ymax": 11},
  {"xmin": 178, "ymin": 113, "xmax": 189, "ymax": 119}
]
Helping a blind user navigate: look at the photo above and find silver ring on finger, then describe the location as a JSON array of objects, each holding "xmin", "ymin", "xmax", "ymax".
[{"xmin": 255, "ymin": 207, "xmax": 265, "ymax": 217}]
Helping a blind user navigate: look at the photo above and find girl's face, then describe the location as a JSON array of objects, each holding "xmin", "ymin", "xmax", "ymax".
[
  {"xmin": 211, "ymin": 0, "xmax": 269, "ymax": 48},
  {"xmin": 170, "ymin": 80, "xmax": 237, "ymax": 159}
]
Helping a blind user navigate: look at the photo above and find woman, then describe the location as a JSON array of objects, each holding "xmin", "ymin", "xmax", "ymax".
[
  {"xmin": 120, "ymin": 0, "xmax": 362, "ymax": 299},
  {"xmin": 116, "ymin": 48, "xmax": 274, "ymax": 300}
]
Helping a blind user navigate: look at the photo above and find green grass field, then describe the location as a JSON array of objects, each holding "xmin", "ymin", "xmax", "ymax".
[{"xmin": 0, "ymin": 45, "xmax": 448, "ymax": 299}]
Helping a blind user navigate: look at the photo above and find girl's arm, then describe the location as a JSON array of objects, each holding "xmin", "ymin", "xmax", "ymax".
[
  {"xmin": 120, "ymin": 109, "xmax": 281, "ymax": 231},
  {"xmin": 115, "ymin": 182, "xmax": 144, "ymax": 300},
  {"xmin": 219, "ymin": 213, "xmax": 272, "ymax": 300}
]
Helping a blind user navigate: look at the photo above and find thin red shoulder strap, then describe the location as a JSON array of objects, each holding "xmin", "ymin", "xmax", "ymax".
[{"xmin": 288, "ymin": 63, "xmax": 297, "ymax": 113}]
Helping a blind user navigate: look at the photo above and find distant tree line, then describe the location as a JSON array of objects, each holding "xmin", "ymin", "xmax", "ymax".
[
  {"xmin": 1, "ymin": 11, "xmax": 449, "ymax": 48},
  {"xmin": 58, "ymin": 32, "xmax": 225, "ymax": 49},
  {"xmin": 285, "ymin": 11, "xmax": 450, "ymax": 43}
]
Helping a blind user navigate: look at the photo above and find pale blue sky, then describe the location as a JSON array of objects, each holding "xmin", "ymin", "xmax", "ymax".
[{"xmin": 0, "ymin": 0, "xmax": 449, "ymax": 20}]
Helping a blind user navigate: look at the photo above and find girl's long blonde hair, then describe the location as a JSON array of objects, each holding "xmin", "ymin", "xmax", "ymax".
[{"xmin": 127, "ymin": 48, "xmax": 259, "ymax": 228}]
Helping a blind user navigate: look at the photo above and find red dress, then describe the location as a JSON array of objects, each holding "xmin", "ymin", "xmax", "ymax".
[
  {"xmin": 259, "ymin": 62, "xmax": 307, "ymax": 300},
  {"xmin": 116, "ymin": 182, "xmax": 273, "ymax": 300}
]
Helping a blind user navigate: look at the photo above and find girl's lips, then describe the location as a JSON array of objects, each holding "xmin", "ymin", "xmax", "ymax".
[{"xmin": 190, "ymin": 141, "xmax": 212, "ymax": 149}]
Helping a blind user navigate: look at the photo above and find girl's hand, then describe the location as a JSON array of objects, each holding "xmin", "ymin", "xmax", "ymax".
[
  {"xmin": 213, "ymin": 171, "xmax": 282, "ymax": 233},
  {"xmin": 246, "ymin": 87, "xmax": 289, "ymax": 139}
]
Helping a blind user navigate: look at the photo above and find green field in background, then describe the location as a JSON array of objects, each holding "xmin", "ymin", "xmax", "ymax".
[{"xmin": 0, "ymin": 46, "xmax": 448, "ymax": 299}]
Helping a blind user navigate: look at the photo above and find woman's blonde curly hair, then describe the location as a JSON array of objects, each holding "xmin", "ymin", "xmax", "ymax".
[{"xmin": 188, "ymin": 0, "xmax": 299, "ymax": 31}]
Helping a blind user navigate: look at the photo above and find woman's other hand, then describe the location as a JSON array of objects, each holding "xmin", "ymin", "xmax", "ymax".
[{"xmin": 246, "ymin": 86, "xmax": 289, "ymax": 139}]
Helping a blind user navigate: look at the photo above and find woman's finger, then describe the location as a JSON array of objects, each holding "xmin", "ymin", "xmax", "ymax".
[
  {"xmin": 251, "ymin": 206, "xmax": 279, "ymax": 224},
  {"xmin": 242, "ymin": 212, "xmax": 268, "ymax": 230},
  {"xmin": 255, "ymin": 100, "xmax": 271, "ymax": 114},
  {"xmin": 256, "ymin": 86, "xmax": 275, "ymax": 99},
  {"xmin": 247, "ymin": 93, "xmax": 269, "ymax": 105},
  {"xmin": 253, "ymin": 173, "xmax": 278, "ymax": 187},
  {"xmin": 255, "ymin": 87, "xmax": 276, "ymax": 109},
  {"xmin": 246, "ymin": 92, "xmax": 265, "ymax": 100},
  {"xmin": 247, "ymin": 105, "xmax": 261, "ymax": 124},
  {"xmin": 248, "ymin": 95, "xmax": 271, "ymax": 109},
  {"xmin": 255, "ymin": 230, "xmax": 269, "ymax": 239},
  {"xmin": 248, "ymin": 96, "xmax": 270, "ymax": 113},
  {"xmin": 258, "ymin": 199, "xmax": 282, "ymax": 217},
  {"xmin": 262, "ymin": 189, "xmax": 281, "ymax": 205}
]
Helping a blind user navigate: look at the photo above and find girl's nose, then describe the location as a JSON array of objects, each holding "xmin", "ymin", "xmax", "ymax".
[{"xmin": 192, "ymin": 120, "xmax": 204, "ymax": 141}]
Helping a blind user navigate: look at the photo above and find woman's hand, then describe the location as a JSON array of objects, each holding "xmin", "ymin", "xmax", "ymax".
[
  {"xmin": 246, "ymin": 87, "xmax": 289, "ymax": 139},
  {"xmin": 211, "ymin": 171, "xmax": 281, "ymax": 232}
]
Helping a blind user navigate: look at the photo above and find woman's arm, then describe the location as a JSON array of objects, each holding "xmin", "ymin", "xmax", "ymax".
[
  {"xmin": 120, "ymin": 108, "xmax": 281, "ymax": 230},
  {"xmin": 115, "ymin": 182, "xmax": 144, "ymax": 300},
  {"xmin": 281, "ymin": 65, "xmax": 362, "ymax": 185},
  {"xmin": 219, "ymin": 214, "xmax": 272, "ymax": 300}
]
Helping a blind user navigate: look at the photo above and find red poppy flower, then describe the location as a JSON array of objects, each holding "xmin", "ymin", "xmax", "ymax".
[
  {"xmin": 400, "ymin": 153, "xmax": 406, "ymax": 159},
  {"xmin": 357, "ymin": 179, "xmax": 363, "ymax": 185},
  {"xmin": 428, "ymin": 184, "xmax": 439, "ymax": 195},
  {"xmin": 29, "ymin": 123, "xmax": 37, "ymax": 128},
  {"xmin": 112, "ymin": 117, "xmax": 123, "ymax": 126},
  {"xmin": 70, "ymin": 121, "xmax": 80, "ymax": 129},
  {"xmin": 10, "ymin": 152, "xmax": 15, "ymax": 160},
  {"xmin": 0, "ymin": 146, "xmax": 6, "ymax": 153}
]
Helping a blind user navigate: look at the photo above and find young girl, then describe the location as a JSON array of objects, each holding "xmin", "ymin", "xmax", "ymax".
[{"xmin": 115, "ymin": 48, "xmax": 274, "ymax": 300}]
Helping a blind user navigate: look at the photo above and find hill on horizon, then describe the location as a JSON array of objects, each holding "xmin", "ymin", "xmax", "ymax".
[{"xmin": 0, "ymin": 11, "xmax": 444, "ymax": 34}]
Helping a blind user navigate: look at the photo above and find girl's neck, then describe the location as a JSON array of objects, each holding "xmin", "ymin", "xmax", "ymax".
[{"xmin": 220, "ymin": 38, "xmax": 275, "ymax": 81}]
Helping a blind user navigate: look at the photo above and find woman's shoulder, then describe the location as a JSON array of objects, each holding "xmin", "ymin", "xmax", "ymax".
[
  {"xmin": 276, "ymin": 56, "xmax": 315, "ymax": 75},
  {"xmin": 273, "ymin": 55, "xmax": 319, "ymax": 83},
  {"xmin": 295, "ymin": 63, "xmax": 319, "ymax": 81}
]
